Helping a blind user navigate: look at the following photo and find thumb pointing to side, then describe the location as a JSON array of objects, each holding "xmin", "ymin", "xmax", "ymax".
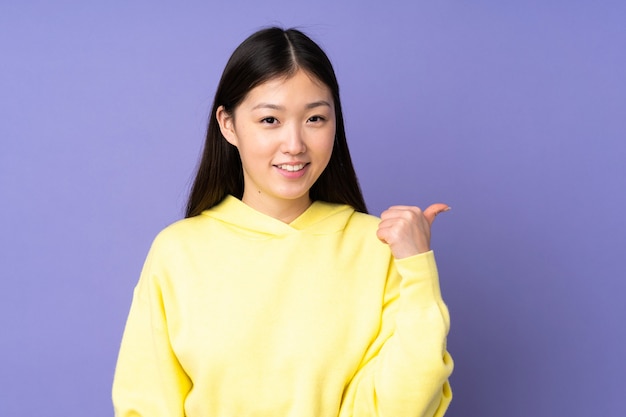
[
  {"xmin": 377, "ymin": 203, "xmax": 450, "ymax": 258},
  {"xmin": 423, "ymin": 203, "xmax": 451, "ymax": 226}
]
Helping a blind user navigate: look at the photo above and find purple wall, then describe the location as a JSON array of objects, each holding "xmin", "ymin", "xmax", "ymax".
[{"xmin": 1, "ymin": 1, "xmax": 624, "ymax": 416}]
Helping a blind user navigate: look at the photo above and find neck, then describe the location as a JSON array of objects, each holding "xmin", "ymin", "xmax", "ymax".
[{"xmin": 241, "ymin": 193, "xmax": 312, "ymax": 223}]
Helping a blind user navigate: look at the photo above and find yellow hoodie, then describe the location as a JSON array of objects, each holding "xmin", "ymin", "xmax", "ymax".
[{"xmin": 112, "ymin": 196, "xmax": 453, "ymax": 417}]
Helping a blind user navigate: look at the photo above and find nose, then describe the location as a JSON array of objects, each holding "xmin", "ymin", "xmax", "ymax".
[{"xmin": 280, "ymin": 125, "xmax": 306, "ymax": 155}]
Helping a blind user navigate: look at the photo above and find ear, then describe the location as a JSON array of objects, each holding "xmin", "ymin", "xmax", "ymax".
[{"xmin": 216, "ymin": 105, "xmax": 238, "ymax": 147}]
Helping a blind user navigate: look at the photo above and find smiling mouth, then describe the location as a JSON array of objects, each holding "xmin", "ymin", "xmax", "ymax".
[{"xmin": 275, "ymin": 163, "xmax": 307, "ymax": 172}]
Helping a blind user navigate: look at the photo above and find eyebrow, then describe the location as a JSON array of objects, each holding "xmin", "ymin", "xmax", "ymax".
[{"xmin": 251, "ymin": 100, "xmax": 332, "ymax": 111}]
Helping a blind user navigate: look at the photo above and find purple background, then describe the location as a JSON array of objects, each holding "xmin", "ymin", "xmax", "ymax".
[{"xmin": 1, "ymin": 1, "xmax": 625, "ymax": 416}]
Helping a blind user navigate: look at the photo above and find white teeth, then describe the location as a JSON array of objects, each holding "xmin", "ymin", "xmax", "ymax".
[{"xmin": 277, "ymin": 164, "xmax": 305, "ymax": 172}]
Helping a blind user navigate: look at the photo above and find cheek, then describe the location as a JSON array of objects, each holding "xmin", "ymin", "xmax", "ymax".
[
  {"xmin": 323, "ymin": 140, "xmax": 335, "ymax": 160},
  {"xmin": 321, "ymin": 129, "xmax": 336, "ymax": 158},
  {"xmin": 238, "ymin": 144, "xmax": 267, "ymax": 167},
  {"xmin": 235, "ymin": 131, "xmax": 269, "ymax": 159}
]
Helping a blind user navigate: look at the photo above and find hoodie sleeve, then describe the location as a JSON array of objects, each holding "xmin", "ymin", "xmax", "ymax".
[
  {"xmin": 339, "ymin": 250, "xmax": 453, "ymax": 417},
  {"xmin": 111, "ymin": 242, "xmax": 192, "ymax": 417}
]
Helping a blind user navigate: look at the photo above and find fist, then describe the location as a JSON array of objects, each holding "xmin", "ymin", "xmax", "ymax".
[{"xmin": 376, "ymin": 204, "xmax": 449, "ymax": 259}]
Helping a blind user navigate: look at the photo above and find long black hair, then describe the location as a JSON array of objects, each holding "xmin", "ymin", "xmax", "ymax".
[{"xmin": 186, "ymin": 27, "xmax": 367, "ymax": 217}]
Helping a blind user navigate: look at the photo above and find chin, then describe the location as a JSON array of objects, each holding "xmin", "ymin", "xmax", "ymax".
[{"xmin": 273, "ymin": 188, "xmax": 311, "ymax": 202}]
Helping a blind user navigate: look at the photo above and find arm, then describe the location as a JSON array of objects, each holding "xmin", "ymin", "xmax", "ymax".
[
  {"xmin": 112, "ymin": 244, "xmax": 192, "ymax": 417},
  {"xmin": 339, "ymin": 251, "xmax": 453, "ymax": 417},
  {"xmin": 339, "ymin": 204, "xmax": 453, "ymax": 417}
]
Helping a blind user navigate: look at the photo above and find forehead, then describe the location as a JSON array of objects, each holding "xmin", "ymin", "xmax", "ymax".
[{"xmin": 241, "ymin": 70, "xmax": 333, "ymax": 108}]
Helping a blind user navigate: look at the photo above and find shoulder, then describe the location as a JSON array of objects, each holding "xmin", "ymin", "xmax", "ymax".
[
  {"xmin": 341, "ymin": 210, "xmax": 391, "ymax": 254},
  {"xmin": 148, "ymin": 214, "xmax": 213, "ymax": 252},
  {"xmin": 303, "ymin": 201, "xmax": 382, "ymax": 236},
  {"xmin": 349, "ymin": 210, "xmax": 381, "ymax": 226},
  {"xmin": 345, "ymin": 210, "xmax": 382, "ymax": 234}
]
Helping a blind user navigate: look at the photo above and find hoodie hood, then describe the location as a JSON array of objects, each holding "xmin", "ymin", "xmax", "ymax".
[{"xmin": 201, "ymin": 195, "xmax": 356, "ymax": 237}]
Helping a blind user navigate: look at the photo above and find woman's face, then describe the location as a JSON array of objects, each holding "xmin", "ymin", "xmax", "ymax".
[{"xmin": 217, "ymin": 70, "xmax": 336, "ymax": 220}]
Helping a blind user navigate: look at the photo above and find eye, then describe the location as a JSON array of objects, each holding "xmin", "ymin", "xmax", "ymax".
[
  {"xmin": 260, "ymin": 117, "xmax": 278, "ymax": 124},
  {"xmin": 307, "ymin": 115, "xmax": 326, "ymax": 123}
]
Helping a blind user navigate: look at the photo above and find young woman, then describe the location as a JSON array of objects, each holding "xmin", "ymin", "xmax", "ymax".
[{"xmin": 112, "ymin": 27, "xmax": 453, "ymax": 417}]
